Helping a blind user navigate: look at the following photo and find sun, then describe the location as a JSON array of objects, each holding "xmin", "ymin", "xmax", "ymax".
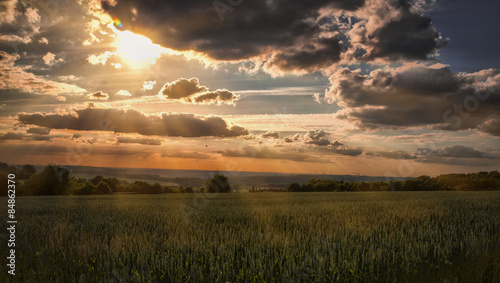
[{"xmin": 114, "ymin": 30, "xmax": 167, "ymax": 68}]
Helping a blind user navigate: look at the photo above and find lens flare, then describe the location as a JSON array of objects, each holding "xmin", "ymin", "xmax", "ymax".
[{"xmin": 112, "ymin": 17, "xmax": 123, "ymax": 29}]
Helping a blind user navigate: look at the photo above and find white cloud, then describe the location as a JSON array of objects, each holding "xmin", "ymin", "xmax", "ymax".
[
  {"xmin": 116, "ymin": 90, "xmax": 132, "ymax": 96},
  {"xmin": 42, "ymin": 52, "xmax": 63, "ymax": 66},
  {"xmin": 143, "ymin": 80, "xmax": 156, "ymax": 90}
]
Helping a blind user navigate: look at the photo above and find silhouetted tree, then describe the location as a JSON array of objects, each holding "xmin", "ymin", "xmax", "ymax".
[
  {"xmin": 206, "ymin": 173, "xmax": 231, "ymax": 193},
  {"xmin": 287, "ymin": 183, "xmax": 301, "ymax": 192},
  {"xmin": 23, "ymin": 164, "xmax": 70, "ymax": 195}
]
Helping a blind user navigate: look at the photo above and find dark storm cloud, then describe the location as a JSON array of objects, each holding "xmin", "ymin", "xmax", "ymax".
[
  {"xmin": 101, "ymin": 0, "xmax": 446, "ymax": 72},
  {"xmin": 266, "ymin": 38, "xmax": 342, "ymax": 72},
  {"xmin": 116, "ymin": 136, "xmax": 162, "ymax": 146},
  {"xmin": 328, "ymin": 66, "xmax": 500, "ymax": 135},
  {"xmin": 159, "ymin": 78, "xmax": 239, "ymax": 105},
  {"xmin": 367, "ymin": 13, "xmax": 447, "ymax": 60},
  {"xmin": 18, "ymin": 107, "xmax": 249, "ymax": 137},
  {"xmin": 102, "ymin": 0, "xmax": 344, "ymax": 60}
]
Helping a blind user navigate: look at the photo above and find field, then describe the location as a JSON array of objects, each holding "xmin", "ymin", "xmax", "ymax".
[{"xmin": 2, "ymin": 192, "xmax": 500, "ymax": 282}]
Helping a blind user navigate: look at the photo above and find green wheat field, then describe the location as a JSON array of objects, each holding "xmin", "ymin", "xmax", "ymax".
[{"xmin": 2, "ymin": 192, "xmax": 500, "ymax": 282}]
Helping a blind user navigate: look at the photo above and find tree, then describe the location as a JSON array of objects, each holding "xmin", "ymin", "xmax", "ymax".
[
  {"xmin": 23, "ymin": 164, "xmax": 70, "ymax": 195},
  {"xmin": 149, "ymin": 183, "xmax": 163, "ymax": 194},
  {"xmin": 206, "ymin": 173, "xmax": 231, "ymax": 193},
  {"xmin": 287, "ymin": 183, "xmax": 301, "ymax": 192},
  {"xmin": 95, "ymin": 181, "xmax": 112, "ymax": 194},
  {"xmin": 20, "ymin": 164, "xmax": 36, "ymax": 179},
  {"xmin": 74, "ymin": 181, "xmax": 95, "ymax": 195},
  {"xmin": 0, "ymin": 171, "xmax": 8, "ymax": 196},
  {"xmin": 91, "ymin": 175, "xmax": 104, "ymax": 186}
]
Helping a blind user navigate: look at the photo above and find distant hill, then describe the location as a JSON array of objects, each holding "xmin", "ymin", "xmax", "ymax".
[{"xmin": 23, "ymin": 164, "xmax": 407, "ymax": 189}]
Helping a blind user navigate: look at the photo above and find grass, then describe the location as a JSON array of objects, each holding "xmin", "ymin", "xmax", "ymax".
[{"xmin": 1, "ymin": 192, "xmax": 500, "ymax": 282}]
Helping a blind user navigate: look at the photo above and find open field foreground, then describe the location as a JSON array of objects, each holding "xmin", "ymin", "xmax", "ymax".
[{"xmin": 2, "ymin": 192, "xmax": 500, "ymax": 282}]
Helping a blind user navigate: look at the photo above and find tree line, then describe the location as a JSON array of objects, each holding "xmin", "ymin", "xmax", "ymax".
[
  {"xmin": 0, "ymin": 163, "xmax": 231, "ymax": 196},
  {"xmin": 286, "ymin": 172, "xmax": 500, "ymax": 192},
  {"xmin": 1, "ymin": 162, "xmax": 499, "ymax": 196}
]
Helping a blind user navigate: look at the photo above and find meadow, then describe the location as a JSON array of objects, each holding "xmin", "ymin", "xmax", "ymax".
[{"xmin": 1, "ymin": 192, "xmax": 500, "ymax": 282}]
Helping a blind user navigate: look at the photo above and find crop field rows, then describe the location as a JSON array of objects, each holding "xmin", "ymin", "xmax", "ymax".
[{"xmin": 1, "ymin": 192, "xmax": 499, "ymax": 282}]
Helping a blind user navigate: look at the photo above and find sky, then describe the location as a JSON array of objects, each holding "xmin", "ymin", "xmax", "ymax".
[{"xmin": 0, "ymin": 0, "xmax": 500, "ymax": 177}]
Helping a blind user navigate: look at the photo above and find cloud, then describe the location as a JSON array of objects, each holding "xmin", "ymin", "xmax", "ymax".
[
  {"xmin": 159, "ymin": 77, "xmax": 239, "ymax": 105},
  {"xmin": 216, "ymin": 146, "xmax": 331, "ymax": 163},
  {"xmin": 0, "ymin": 2, "xmax": 41, "ymax": 44},
  {"xmin": 88, "ymin": 91, "xmax": 109, "ymax": 100},
  {"xmin": 87, "ymin": 51, "xmax": 115, "ymax": 65},
  {"xmin": 415, "ymin": 145, "xmax": 495, "ymax": 159},
  {"xmin": 327, "ymin": 65, "xmax": 500, "ymax": 135},
  {"xmin": 18, "ymin": 107, "xmax": 249, "ymax": 138},
  {"xmin": 264, "ymin": 38, "xmax": 342, "ymax": 74},
  {"xmin": 42, "ymin": 52, "xmax": 63, "ymax": 66},
  {"xmin": 116, "ymin": 90, "xmax": 132, "ymax": 96},
  {"xmin": 143, "ymin": 80, "xmax": 156, "ymax": 90},
  {"xmin": 315, "ymin": 143, "xmax": 363, "ymax": 156},
  {"xmin": 160, "ymin": 78, "xmax": 207, "ymax": 99},
  {"xmin": 300, "ymin": 129, "xmax": 362, "ymax": 156},
  {"xmin": 261, "ymin": 131, "xmax": 280, "ymax": 139},
  {"xmin": 365, "ymin": 12, "xmax": 447, "ymax": 61},
  {"xmin": 38, "ymin": 37, "xmax": 48, "ymax": 44},
  {"xmin": 26, "ymin": 127, "xmax": 51, "ymax": 135},
  {"xmin": 161, "ymin": 151, "xmax": 214, "ymax": 160},
  {"xmin": 284, "ymin": 134, "xmax": 301, "ymax": 143},
  {"xmin": 117, "ymin": 136, "xmax": 162, "ymax": 146},
  {"xmin": 101, "ymin": 0, "xmax": 445, "ymax": 74},
  {"xmin": 304, "ymin": 129, "xmax": 331, "ymax": 146},
  {"xmin": 0, "ymin": 143, "xmax": 160, "ymax": 159},
  {"xmin": 328, "ymin": 147, "xmax": 363, "ymax": 156},
  {"xmin": 479, "ymin": 116, "xmax": 500, "ymax": 136},
  {"xmin": 366, "ymin": 150, "xmax": 417, "ymax": 160},
  {"xmin": 0, "ymin": 0, "xmax": 17, "ymax": 24},
  {"xmin": 192, "ymin": 89, "xmax": 239, "ymax": 105},
  {"xmin": 0, "ymin": 51, "xmax": 86, "ymax": 95},
  {"xmin": 0, "ymin": 132, "xmax": 25, "ymax": 140}
]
